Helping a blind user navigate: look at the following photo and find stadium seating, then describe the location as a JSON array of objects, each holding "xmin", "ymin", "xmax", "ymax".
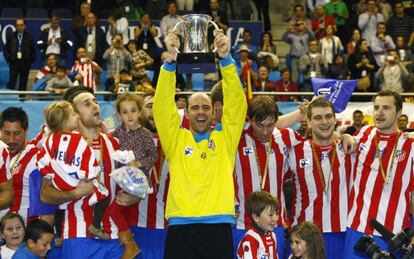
[
  {"xmin": 50, "ymin": 8, "xmax": 73, "ymax": 19},
  {"xmin": 25, "ymin": 8, "xmax": 49, "ymax": 19},
  {"xmin": 1, "ymin": 8, "xmax": 24, "ymax": 18}
]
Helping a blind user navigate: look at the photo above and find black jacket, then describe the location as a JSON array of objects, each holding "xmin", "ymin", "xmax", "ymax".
[
  {"xmin": 4, "ymin": 30, "xmax": 36, "ymax": 65},
  {"xmin": 74, "ymin": 26, "xmax": 107, "ymax": 66}
]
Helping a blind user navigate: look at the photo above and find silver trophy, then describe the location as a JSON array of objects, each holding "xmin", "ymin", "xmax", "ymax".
[{"xmin": 173, "ymin": 14, "xmax": 219, "ymax": 73}]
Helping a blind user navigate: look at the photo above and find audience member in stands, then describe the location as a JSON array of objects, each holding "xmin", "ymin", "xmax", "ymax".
[
  {"xmin": 395, "ymin": 36, "xmax": 413, "ymax": 71},
  {"xmin": 345, "ymin": 109, "xmax": 364, "ymax": 135},
  {"xmin": 152, "ymin": 51, "xmax": 186, "ymax": 91},
  {"xmin": 0, "ymin": 107, "xmax": 37, "ymax": 224},
  {"xmin": 258, "ymin": 32, "xmax": 277, "ymax": 55},
  {"xmin": 288, "ymin": 4, "xmax": 312, "ymax": 31},
  {"xmin": 289, "ymin": 221, "xmax": 326, "ymax": 259},
  {"xmin": 236, "ymin": 45, "xmax": 258, "ymax": 87},
  {"xmin": 328, "ymin": 53, "xmax": 349, "ymax": 80},
  {"xmin": 74, "ymin": 12, "xmax": 107, "ymax": 67},
  {"xmin": 34, "ymin": 54, "xmax": 58, "ymax": 83},
  {"xmin": 311, "ymin": 4, "xmax": 336, "ymax": 41},
  {"xmin": 347, "ymin": 28, "xmax": 362, "ymax": 55},
  {"xmin": 398, "ymin": 114, "xmax": 410, "ymax": 131},
  {"xmin": 319, "ymin": 24, "xmax": 344, "ymax": 65},
  {"xmin": 233, "ymin": 29, "xmax": 259, "ymax": 57},
  {"xmin": 283, "ymin": 21, "xmax": 314, "ymax": 84},
  {"xmin": 358, "ymin": 0, "xmax": 384, "ymax": 40},
  {"xmin": 4, "ymin": 18, "xmax": 35, "ymax": 93},
  {"xmin": 254, "ymin": 65, "xmax": 275, "ymax": 92},
  {"xmin": 134, "ymin": 13, "xmax": 158, "ymax": 58},
  {"xmin": 253, "ymin": 0, "xmax": 271, "ymax": 32},
  {"xmin": 175, "ymin": 94, "xmax": 187, "ymax": 109},
  {"xmin": 160, "ymin": 1, "xmax": 181, "ymax": 39},
  {"xmin": 369, "ymin": 22, "xmax": 396, "ymax": 67},
  {"xmin": 205, "ymin": 0, "xmax": 229, "ymax": 45},
  {"xmin": 71, "ymin": 1, "xmax": 92, "ymax": 37},
  {"xmin": 274, "ymin": 68, "xmax": 299, "ymax": 102},
  {"xmin": 386, "ymin": 2, "xmax": 414, "ymax": 46},
  {"xmin": 347, "ymin": 39, "xmax": 378, "ymax": 92},
  {"xmin": 38, "ymin": 16, "xmax": 71, "ymax": 66},
  {"xmin": 307, "ymin": 0, "xmax": 329, "ymax": 18},
  {"xmin": 127, "ymin": 40, "xmax": 154, "ymax": 85},
  {"xmin": 375, "ymin": 49, "xmax": 409, "ymax": 93},
  {"xmin": 106, "ymin": 9, "xmax": 129, "ymax": 46},
  {"xmin": 71, "ymin": 47, "xmax": 103, "ymax": 91},
  {"xmin": 103, "ymin": 34, "xmax": 133, "ymax": 100},
  {"xmin": 300, "ymin": 39, "xmax": 327, "ymax": 93},
  {"xmin": 12, "ymin": 219, "xmax": 53, "ymax": 259},
  {"xmin": 324, "ymin": 0, "xmax": 349, "ymax": 43},
  {"xmin": 0, "ymin": 213, "xmax": 25, "ymax": 259},
  {"xmin": 379, "ymin": 0, "xmax": 392, "ymax": 22},
  {"xmin": 45, "ymin": 66, "xmax": 73, "ymax": 93}
]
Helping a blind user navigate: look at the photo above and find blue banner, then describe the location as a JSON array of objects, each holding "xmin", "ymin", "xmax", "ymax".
[
  {"xmin": 0, "ymin": 100, "xmax": 298, "ymax": 139},
  {"xmin": 311, "ymin": 77, "xmax": 357, "ymax": 113},
  {"xmin": 0, "ymin": 19, "xmax": 262, "ymax": 69}
]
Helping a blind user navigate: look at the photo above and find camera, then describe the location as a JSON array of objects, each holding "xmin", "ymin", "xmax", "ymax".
[
  {"xmin": 354, "ymin": 235, "xmax": 393, "ymax": 259},
  {"xmin": 80, "ymin": 57, "xmax": 87, "ymax": 63}
]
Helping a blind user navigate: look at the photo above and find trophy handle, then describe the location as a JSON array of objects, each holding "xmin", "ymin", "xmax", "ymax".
[
  {"xmin": 209, "ymin": 20, "xmax": 219, "ymax": 52},
  {"xmin": 172, "ymin": 20, "xmax": 184, "ymax": 53}
]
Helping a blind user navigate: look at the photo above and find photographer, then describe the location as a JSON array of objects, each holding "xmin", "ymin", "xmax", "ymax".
[
  {"xmin": 375, "ymin": 50, "xmax": 409, "ymax": 93},
  {"xmin": 103, "ymin": 34, "xmax": 132, "ymax": 101}
]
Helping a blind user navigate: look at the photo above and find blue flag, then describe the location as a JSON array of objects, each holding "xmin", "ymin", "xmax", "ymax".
[{"xmin": 311, "ymin": 78, "xmax": 357, "ymax": 113}]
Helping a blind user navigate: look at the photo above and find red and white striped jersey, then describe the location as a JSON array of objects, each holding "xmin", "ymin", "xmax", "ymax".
[
  {"xmin": 288, "ymin": 140, "xmax": 353, "ymax": 233},
  {"xmin": 348, "ymin": 126, "xmax": 414, "ymax": 235},
  {"xmin": 237, "ymin": 228, "xmax": 278, "ymax": 259},
  {"xmin": 234, "ymin": 126, "xmax": 303, "ymax": 229},
  {"xmin": 37, "ymin": 132, "xmax": 100, "ymax": 191},
  {"xmin": 0, "ymin": 140, "xmax": 11, "ymax": 183},
  {"xmin": 4, "ymin": 144, "xmax": 38, "ymax": 224},
  {"xmin": 71, "ymin": 61, "xmax": 97, "ymax": 90},
  {"xmin": 127, "ymin": 135, "xmax": 169, "ymax": 229}
]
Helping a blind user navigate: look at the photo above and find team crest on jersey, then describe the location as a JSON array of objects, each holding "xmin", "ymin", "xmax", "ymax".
[
  {"xmin": 299, "ymin": 158, "xmax": 311, "ymax": 168},
  {"xmin": 208, "ymin": 140, "xmax": 215, "ymax": 151},
  {"xmin": 359, "ymin": 143, "xmax": 367, "ymax": 152},
  {"xmin": 243, "ymin": 147, "xmax": 254, "ymax": 156},
  {"xmin": 374, "ymin": 148, "xmax": 386, "ymax": 158},
  {"xmin": 321, "ymin": 152, "xmax": 330, "ymax": 161},
  {"xmin": 260, "ymin": 255, "xmax": 269, "ymax": 259},
  {"xmin": 184, "ymin": 146, "xmax": 194, "ymax": 156},
  {"xmin": 396, "ymin": 150, "xmax": 406, "ymax": 162},
  {"xmin": 338, "ymin": 142, "xmax": 343, "ymax": 150},
  {"xmin": 283, "ymin": 146, "xmax": 289, "ymax": 156}
]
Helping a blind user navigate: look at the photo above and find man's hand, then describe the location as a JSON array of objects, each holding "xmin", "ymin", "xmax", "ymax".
[
  {"xmin": 164, "ymin": 32, "xmax": 180, "ymax": 63},
  {"xmin": 214, "ymin": 29, "xmax": 230, "ymax": 58},
  {"xmin": 339, "ymin": 133, "xmax": 356, "ymax": 154},
  {"xmin": 74, "ymin": 180, "xmax": 94, "ymax": 199},
  {"xmin": 115, "ymin": 190, "xmax": 140, "ymax": 206}
]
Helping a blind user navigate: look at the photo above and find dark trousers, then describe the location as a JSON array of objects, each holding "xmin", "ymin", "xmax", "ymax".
[
  {"xmin": 253, "ymin": 0, "xmax": 270, "ymax": 32},
  {"xmin": 7, "ymin": 62, "xmax": 30, "ymax": 91},
  {"xmin": 164, "ymin": 223, "xmax": 234, "ymax": 259}
]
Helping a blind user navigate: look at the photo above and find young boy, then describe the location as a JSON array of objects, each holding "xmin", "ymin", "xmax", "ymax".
[
  {"xmin": 12, "ymin": 219, "xmax": 54, "ymax": 259},
  {"xmin": 45, "ymin": 65, "xmax": 73, "ymax": 94},
  {"xmin": 237, "ymin": 191, "xmax": 280, "ymax": 259}
]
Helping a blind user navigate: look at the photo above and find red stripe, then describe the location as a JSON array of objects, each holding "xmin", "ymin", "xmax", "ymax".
[
  {"xmin": 100, "ymin": 135, "xmax": 114, "ymax": 235},
  {"xmin": 67, "ymin": 202, "xmax": 77, "ymax": 238},
  {"xmin": 294, "ymin": 144, "xmax": 309, "ymax": 224},
  {"xmin": 270, "ymin": 137, "xmax": 284, "ymax": 226},
  {"xmin": 238, "ymin": 134, "xmax": 254, "ymax": 227},
  {"xmin": 330, "ymin": 148, "xmax": 340, "ymax": 232}
]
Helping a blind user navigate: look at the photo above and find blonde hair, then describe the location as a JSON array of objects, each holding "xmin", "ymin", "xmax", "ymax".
[
  {"xmin": 115, "ymin": 93, "xmax": 143, "ymax": 113},
  {"xmin": 44, "ymin": 101, "xmax": 74, "ymax": 133}
]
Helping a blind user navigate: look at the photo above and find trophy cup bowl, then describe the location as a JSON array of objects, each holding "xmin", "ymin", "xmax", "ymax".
[{"xmin": 173, "ymin": 14, "xmax": 219, "ymax": 74}]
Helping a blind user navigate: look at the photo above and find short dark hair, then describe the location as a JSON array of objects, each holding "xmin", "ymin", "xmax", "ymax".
[
  {"xmin": 210, "ymin": 81, "xmax": 223, "ymax": 105},
  {"xmin": 353, "ymin": 110, "xmax": 363, "ymax": 116},
  {"xmin": 373, "ymin": 90, "xmax": 403, "ymax": 112},
  {"xmin": 400, "ymin": 114, "xmax": 408, "ymax": 120},
  {"xmin": 55, "ymin": 65, "xmax": 66, "ymax": 73},
  {"xmin": 280, "ymin": 67, "xmax": 290, "ymax": 75},
  {"xmin": 247, "ymin": 191, "xmax": 279, "ymax": 222},
  {"xmin": 174, "ymin": 94, "xmax": 187, "ymax": 102},
  {"xmin": 24, "ymin": 219, "xmax": 53, "ymax": 243},
  {"xmin": 63, "ymin": 86, "xmax": 94, "ymax": 104},
  {"xmin": 248, "ymin": 96, "xmax": 279, "ymax": 123},
  {"xmin": 307, "ymin": 99, "xmax": 335, "ymax": 119},
  {"xmin": 0, "ymin": 107, "xmax": 29, "ymax": 130}
]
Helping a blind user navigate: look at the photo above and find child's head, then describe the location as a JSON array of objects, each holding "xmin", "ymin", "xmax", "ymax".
[
  {"xmin": 24, "ymin": 219, "xmax": 54, "ymax": 257},
  {"xmin": 44, "ymin": 101, "xmax": 79, "ymax": 133},
  {"xmin": 290, "ymin": 221, "xmax": 326, "ymax": 259},
  {"xmin": 0, "ymin": 213, "xmax": 25, "ymax": 250},
  {"xmin": 119, "ymin": 69, "xmax": 131, "ymax": 82},
  {"xmin": 115, "ymin": 93, "xmax": 143, "ymax": 130},
  {"xmin": 55, "ymin": 65, "xmax": 66, "ymax": 79},
  {"xmin": 246, "ymin": 191, "xmax": 280, "ymax": 232}
]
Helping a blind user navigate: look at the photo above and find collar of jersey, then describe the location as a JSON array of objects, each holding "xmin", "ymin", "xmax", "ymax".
[{"xmin": 194, "ymin": 131, "xmax": 211, "ymax": 143}]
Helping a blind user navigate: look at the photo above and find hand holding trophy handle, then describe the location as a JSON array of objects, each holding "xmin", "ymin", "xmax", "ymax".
[{"xmin": 164, "ymin": 32, "xmax": 180, "ymax": 63}]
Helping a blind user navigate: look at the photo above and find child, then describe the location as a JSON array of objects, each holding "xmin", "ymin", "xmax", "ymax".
[
  {"xmin": 45, "ymin": 65, "xmax": 73, "ymax": 94},
  {"xmin": 237, "ymin": 191, "xmax": 280, "ymax": 259},
  {"xmin": 12, "ymin": 219, "xmax": 54, "ymax": 259},
  {"xmin": 114, "ymin": 69, "xmax": 135, "ymax": 94},
  {"xmin": 1, "ymin": 213, "xmax": 25, "ymax": 259},
  {"xmin": 37, "ymin": 101, "xmax": 110, "ymax": 241},
  {"xmin": 289, "ymin": 221, "xmax": 326, "ymax": 259}
]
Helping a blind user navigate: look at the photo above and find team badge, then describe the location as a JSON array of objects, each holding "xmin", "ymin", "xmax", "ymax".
[
  {"xmin": 299, "ymin": 158, "xmax": 310, "ymax": 168},
  {"xmin": 359, "ymin": 143, "xmax": 366, "ymax": 153},
  {"xmin": 243, "ymin": 147, "xmax": 253, "ymax": 156},
  {"xmin": 208, "ymin": 140, "xmax": 215, "ymax": 151},
  {"xmin": 184, "ymin": 146, "xmax": 194, "ymax": 156}
]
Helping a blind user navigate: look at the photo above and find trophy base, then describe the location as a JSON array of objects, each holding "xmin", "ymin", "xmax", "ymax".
[{"xmin": 177, "ymin": 53, "xmax": 216, "ymax": 74}]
